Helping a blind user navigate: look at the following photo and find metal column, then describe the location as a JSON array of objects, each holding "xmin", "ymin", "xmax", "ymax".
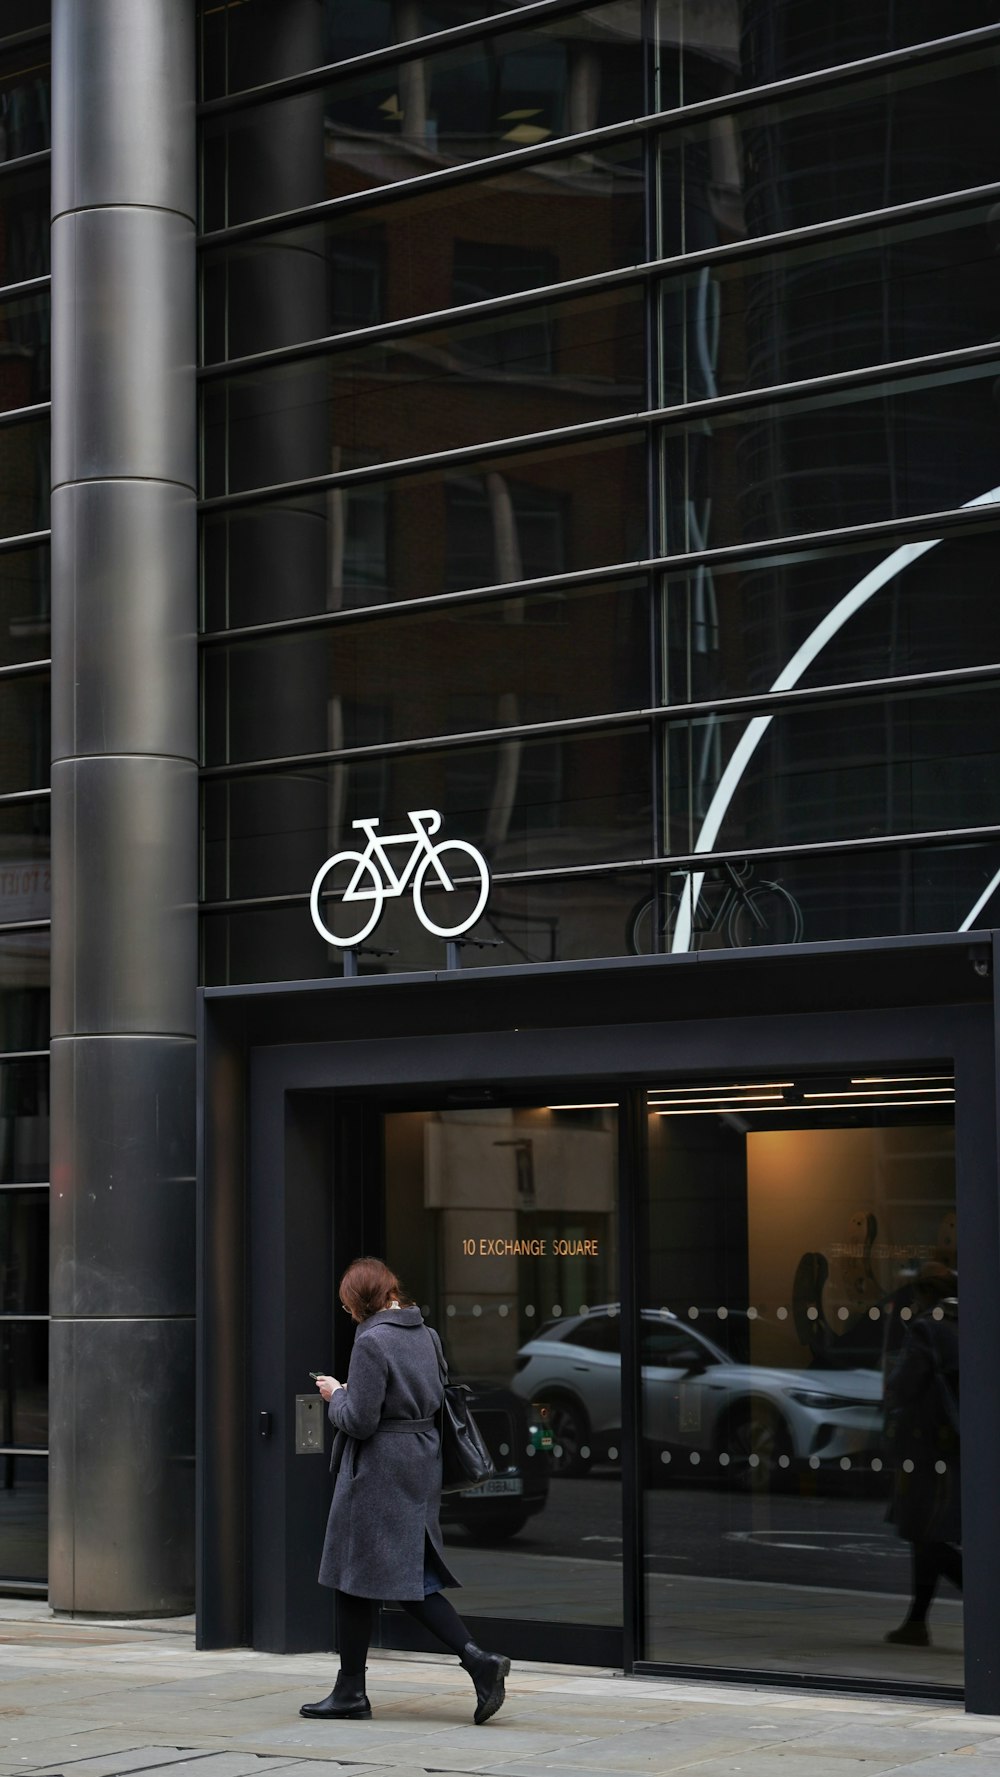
[{"xmin": 48, "ymin": 0, "xmax": 197, "ymax": 1614}]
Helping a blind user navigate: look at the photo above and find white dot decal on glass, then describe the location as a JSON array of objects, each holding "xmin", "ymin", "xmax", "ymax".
[
  {"xmin": 717, "ymin": 1306, "xmax": 728, "ymax": 1319},
  {"xmin": 661, "ymin": 1450, "xmax": 672, "ymax": 1464},
  {"xmin": 900, "ymin": 1306, "xmax": 912, "ymax": 1321},
  {"xmin": 837, "ymin": 1307, "xmax": 849, "ymax": 1321},
  {"xmin": 525, "ymin": 1305, "xmax": 536, "ymax": 1318},
  {"xmin": 902, "ymin": 1459, "xmax": 915, "ymax": 1473},
  {"xmin": 807, "ymin": 1306, "xmax": 819, "ymax": 1320},
  {"xmin": 608, "ymin": 1305, "xmax": 619, "ymax": 1318},
  {"xmin": 688, "ymin": 1306, "xmax": 699, "ymax": 1319},
  {"xmin": 446, "ymin": 1305, "xmax": 456, "ymax": 1318},
  {"xmin": 871, "ymin": 1457, "xmax": 883, "ymax": 1472},
  {"xmin": 526, "ymin": 1444, "xmax": 536, "ymax": 1458},
  {"xmin": 608, "ymin": 1445, "xmax": 619, "ymax": 1460},
  {"xmin": 472, "ymin": 1304, "xmax": 482, "ymax": 1317},
  {"xmin": 747, "ymin": 1307, "xmax": 758, "ymax": 1320},
  {"xmin": 499, "ymin": 1443, "xmax": 509, "ymax": 1457},
  {"xmin": 552, "ymin": 1304, "xmax": 562, "ymax": 1317},
  {"xmin": 778, "ymin": 1454, "xmax": 790, "ymax": 1469},
  {"xmin": 579, "ymin": 1304, "xmax": 589, "ymax": 1315},
  {"xmin": 690, "ymin": 1451, "xmax": 701, "ymax": 1465},
  {"xmin": 935, "ymin": 1460, "xmax": 948, "ymax": 1474},
  {"xmin": 421, "ymin": 1305, "xmax": 430, "ymax": 1317},
  {"xmin": 580, "ymin": 1446, "xmax": 591, "ymax": 1460},
  {"xmin": 776, "ymin": 1306, "xmax": 788, "ymax": 1320},
  {"xmin": 747, "ymin": 1454, "xmax": 759, "ymax": 1468},
  {"xmin": 718, "ymin": 1452, "xmax": 730, "ymax": 1466},
  {"xmin": 809, "ymin": 1455, "xmax": 821, "ymax": 1469},
  {"xmin": 869, "ymin": 1306, "xmax": 880, "ymax": 1320},
  {"xmin": 498, "ymin": 1304, "xmax": 509, "ymax": 1318},
  {"xmin": 932, "ymin": 1306, "xmax": 944, "ymax": 1321},
  {"xmin": 552, "ymin": 1445, "xmax": 562, "ymax": 1459},
  {"xmin": 840, "ymin": 1457, "xmax": 851, "ymax": 1470}
]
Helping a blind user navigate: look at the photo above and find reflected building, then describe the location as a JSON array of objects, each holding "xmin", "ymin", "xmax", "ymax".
[{"xmin": 5, "ymin": 0, "xmax": 1000, "ymax": 1716}]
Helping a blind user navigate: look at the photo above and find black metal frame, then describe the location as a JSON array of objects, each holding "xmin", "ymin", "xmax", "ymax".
[{"xmin": 196, "ymin": 931, "xmax": 1000, "ymax": 1709}]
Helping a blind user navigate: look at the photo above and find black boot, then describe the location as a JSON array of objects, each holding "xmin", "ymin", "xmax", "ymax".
[
  {"xmin": 299, "ymin": 1668, "xmax": 372, "ymax": 1719},
  {"xmin": 461, "ymin": 1640, "xmax": 510, "ymax": 1725}
]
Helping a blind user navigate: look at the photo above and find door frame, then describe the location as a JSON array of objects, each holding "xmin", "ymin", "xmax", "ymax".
[{"xmin": 197, "ymin": 932, "xmax": 1000, "ymax": 1709}]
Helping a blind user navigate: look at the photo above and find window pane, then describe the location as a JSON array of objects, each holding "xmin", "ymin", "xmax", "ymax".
[
  {"xmin": 0, "ymin": 413, "xmax": 48, "ymax": 540},
  {"xmin": 661, "ymin": 524, "xmax": 1000, "ymax": 707},
  {"xmin": 658, "ymin": 358, "xmax": 1000, "ymax": 557},
  {"xmin": 0, "ymin": 1318, "xmax": 46, "ymax": 1446},
  {"xmin": 659, "ymin": 47, "xmax": 1000, "ymax": 259},
  {"xmin": 642, "ymin": 1075, "xmax": 959, "ymax": 1685},
  {"xmin": 632, "ymin": 838, "xmax": 1000, "ymax": 956},
  {"xmin": 0, "ymin": 287, "xmax": 48, "ymax": 411},
  {"xmin": 0, "ymin": 160, "xmax": 50, "ymax": 282},
  {"xmin": 384, "ymin": 1104, "xmax": 622, "ymax": 1632},
  {"xmin": 0, "ymin": 36, "xmax": 50, "ymax": 163},
  {"xmin": 0, "ymin": 927, "xmax": 48, "ymax": 1049},
  {"xmin": 200, "ymin": 136, "xmax": 644, "ymax": 358},
  {"xmin": 203, "ymin": 724, "xmax": 652, "ymax": 904},
  {"xmin": 664, "ymin": 679, "xmax": 1000, "ymax": 858},
  {"xmin": 202, "ymin": 1, "xmax": 643, "ymax": 227},
  {"xmin": 202, "ymin": 578, "xmax": 652, "ymax": 766},
  {"xmin": 201, "ymin": 868, "xmax": 655, "ymax": 983},
  {"xmin": 0, "ymin": 1059, "xmax": 48, "ymax": 1184},
  {"xmin": 655, "ymin": 0, "xmax": 997, "ymax": 104},
  {"xmin": 659, "ymin": 201, "xmax": 1000, "ymax": 408},
  {"xmin": 0, "ymin": 669, "xmax": 47, "ymax": 792},
  {"xmin": 202, "ymin": 286, "xmax": 646, "ymax": 497},
  {"xmin": 0, "ymin": 1189, "xmax": 47, "ymax": 1313},
  {"xmin": 202, "ymin": 432, "xmax": 647, "ymax": 628},
  {"xmin": 0, "ymin": 1453, "xmax": 46, "ymax": 1582},
  {"xmin": 0, "ymin": 545, "xmax": 49, "ymax": 668}
]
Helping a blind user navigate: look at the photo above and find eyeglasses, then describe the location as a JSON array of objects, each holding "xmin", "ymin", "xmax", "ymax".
[{"xmin": 341, "ymin": 1302, "xmax": 354, "ymax": 1316}]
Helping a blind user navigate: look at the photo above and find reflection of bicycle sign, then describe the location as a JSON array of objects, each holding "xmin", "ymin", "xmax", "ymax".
[
  {"xmin": 309, "ymin": 808, "xmax": 491, "ymax": 948},
  {"xmin": 628, "ymin": 861, "xmax": 804, "ymax": 955}
]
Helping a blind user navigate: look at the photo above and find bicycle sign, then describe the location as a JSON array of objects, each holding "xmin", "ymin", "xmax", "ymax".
[{"xmin": 309, "ymin": 808, "xmax": 491, "ymax": 948}]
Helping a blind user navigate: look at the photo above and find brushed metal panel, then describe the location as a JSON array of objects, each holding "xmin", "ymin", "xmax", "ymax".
[
  {"xmin": 51, "ymin": 208, "xmax": 195, "ymax": 490},
  {"xmin": 51, "ymin": 756, "xmax": 197, "ymax": 1038},
  {"xmin": 50, "ymin": 1036, "xmax": 195, "ymax": 1319},
  {"xmin": 51, "ymin": 481, "xmax": 196, "ymax": 764},
  {"xmin": 49, "ymin": 1315, "xmax": 195, "ymax": 1615},
  {"xmin": 52, "ymin": 0, "xmax": 195, "ymax": 221}
]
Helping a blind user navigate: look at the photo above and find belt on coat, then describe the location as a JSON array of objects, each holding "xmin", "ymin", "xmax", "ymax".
[{"xmin": 378, "ymin": 1417, "xmax": 437, "ymax": 1433}]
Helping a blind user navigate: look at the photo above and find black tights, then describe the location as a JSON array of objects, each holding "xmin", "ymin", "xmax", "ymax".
[
  {"xmin": 907, "ymin": 1540, "xmax": 963, "ymax": 1625},
  {"xmin": 336, "ymin": 1587, "xmax": 472, "ymax": 1677}
]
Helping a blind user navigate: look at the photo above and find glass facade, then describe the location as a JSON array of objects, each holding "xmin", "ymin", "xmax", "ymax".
[{"xmin": 0, "ymin": 1, "xmax": 49, "ymax": 1592}]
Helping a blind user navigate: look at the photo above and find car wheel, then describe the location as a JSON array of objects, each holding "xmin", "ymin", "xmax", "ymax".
[
  {"xmin": 721, "ymin": 1401, "xmax": 792, "ymax": 1491},
  {"xmin": 542, "ymin": 1396, "xmax": 593, "ymax": 1478},
  {"xmin": 458, "ymin": 1510, "xmax": 530, "ymax": 1543}
]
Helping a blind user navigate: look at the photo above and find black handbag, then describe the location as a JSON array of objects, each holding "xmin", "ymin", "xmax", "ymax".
[{"xmin": 432, "ymin": 1336, "xmax": 496, "ymax": 1493}]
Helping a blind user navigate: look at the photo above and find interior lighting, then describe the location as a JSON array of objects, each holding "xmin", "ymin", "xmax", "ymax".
[
  {"xmin": 802, "ymin": 1086, "xmax": 954, "ymax": 1099},
  {"xmin": 655, "ymin": 1097, "xmax": 953, "ymax": 1115},
  {"xmin": 649, "ymin": 1093, "xmax": 784, "ymax": 1108},
  {"xmin": 851, "ymin": 1075, "xmax": 953, "ymax": 1084},
  {"xmin": 546, "ymin": 1102, "xmax": 618, "ymax": 1110},
  {"xmin": 649, "ymin": 1082, "xmax": 794, "ymax": 1095}
]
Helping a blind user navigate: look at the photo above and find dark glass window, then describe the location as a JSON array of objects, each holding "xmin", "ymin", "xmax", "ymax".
[
  {"xmin": 566, "ymin": 1313, "xmax": 621, "ymax": 1352},
  {"xmin": 658, "ymin": 201, "xmax": 1000, "ymax": 408},
  {"xmin": 0, "ymin": 413, "xmax": 48, "ymax": 540},
  {"xmin": 0, "ymin": 36, "xmax": 49, "ymax": 163},
  {"xmin": 0, "ymin": 160, "xmax": 50, "ymax": 283},
  {"xmin": 0, "ymin": 1189, "xmax": 46, "ymax": 1313},
  {"xmin": 201, "ymin": 286, "xmax": 645, "ymax": 499},
  {"xmin": 201, "ymin": 579, "xmax": 651, "ymax": 766},
  {"xmin": 658, "ymin": 358, "xmax": 1000, "ymax": 557},
  {"xmin": 0, "ymin": 670, "xmax": 48, "ymax": 792},
  {"xmin": 201, "ymin": 1, "xmax": 643, "ymax": 227},
  {"xmin": 201, "ymin": 432, "xmax": 647, "ymax": 629},
  {"xmin": 661, "ymin": 523, "xmax": 1000, "ymax": 708},
  {"xmin": 658, "ymin": 46, "xmax": 1000, "ymax": 260},
  {"xmin": 0, "ymin": 1453, "xmax": 46, "ymax": 1581},
  {"xmin": 199, "ymin": 136, "xmax": 645, "ymax": 358},
  {"xmin": 0, "ymin": 930, "xmax": 48, "ymax": 1051},
  {"xmin": 0, "ymin": 287, "xmax": 49, "ymax": 411},
  {"xmin": 0, "ymin": 1059, "xmax": 48, "ymax": 1185},
  {"xmin": 0, "ymin": 544, "xmax": 49, "ymax": 667},
  {"xmin": 0, "ymin": 1317, "xmax": 45, "ymax": 1446}
]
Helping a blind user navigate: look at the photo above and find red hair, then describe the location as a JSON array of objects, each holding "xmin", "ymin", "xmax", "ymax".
[{"xmin": 339, "ymin": 1256, "xmax": 412, "ymax": 1321}]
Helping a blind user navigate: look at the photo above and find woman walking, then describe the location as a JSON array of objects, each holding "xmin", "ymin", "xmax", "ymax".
[{"xmin": 300, "ymin": 1257, "xmax": 510, "ymax": 1724}]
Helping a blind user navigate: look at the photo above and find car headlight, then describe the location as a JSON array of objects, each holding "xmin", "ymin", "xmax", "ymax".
[{"xmin": 788, "ymin": 1388, "xmax": 873, "ymax": 1411}]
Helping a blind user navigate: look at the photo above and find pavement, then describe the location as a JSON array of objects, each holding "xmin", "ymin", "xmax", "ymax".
[{"xmin": 0, "ymin": 1601, "xmax": 998, "ymax": 1777}]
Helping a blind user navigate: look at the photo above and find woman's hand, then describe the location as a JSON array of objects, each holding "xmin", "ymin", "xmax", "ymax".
[{"xmin": 315, "ymin": 1374, "xmax": 343, "ymax": 1401}]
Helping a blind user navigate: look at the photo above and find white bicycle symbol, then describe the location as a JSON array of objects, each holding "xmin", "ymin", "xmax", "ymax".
[{"xmin": 309, "ymin": 808, "xmax": 491, "ymax": 948}]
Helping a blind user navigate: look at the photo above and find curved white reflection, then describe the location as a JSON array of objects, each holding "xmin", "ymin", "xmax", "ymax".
[{"xmin": 671, "ymin": 487, "xmax": 1000, "ymax": 951}]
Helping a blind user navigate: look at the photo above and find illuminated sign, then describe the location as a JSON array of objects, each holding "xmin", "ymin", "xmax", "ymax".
[{"xmin": 310, "ymin": 808, "xmax": 490, "ymax": 948}]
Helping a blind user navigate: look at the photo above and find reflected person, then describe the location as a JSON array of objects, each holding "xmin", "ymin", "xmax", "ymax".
[
  {"xmin": 884, "ymin": 1262, "xmax": 961, "ymax": 1647},
  {"xmin": 300, "ymin": 1257, "xmax": 510, "ymax": 1723}
]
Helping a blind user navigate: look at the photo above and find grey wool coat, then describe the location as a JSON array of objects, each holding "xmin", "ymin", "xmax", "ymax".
[{"xmin": 318, "ymin": 1305, "xmax": 460, "ymax": 1600}]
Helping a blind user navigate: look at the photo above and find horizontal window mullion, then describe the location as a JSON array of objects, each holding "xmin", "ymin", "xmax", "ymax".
[
  {"xmin": 0, "ymin": 400, "xmax": 49, "ymax": 431},
  {"xmin": 197, "ymin": 820, "xmax": 1000, "ymax": 919},
  {"xmin": 0, "ymin": 148, "xmax": 48, "ymax": 182},
  {"xmin": 198, "ymin": 658, "xmax": 1000, "ymax": 781},
  {"xmin": 197, "ymin": 21, "xmax": 1000, "ymax": 251},
  {"xmin": 200, "ymin": 501, "xmax": 1000, "ymax": 642},
  {"xmin": 198, "ymin": 337, "xmax": 1000, "ymax": 514},
  {"xmin": 0, "ymin": 1049, "xmax": 48, "ymax": 1063},
  {"xmin": 0, "ymin": 272, "xmax": 49, "ymax": 305},
  {"xmin": 198, "ymin": 0, "xmax": 602, "ymax": 119},
  {"xmin": 0, "ymin": 658, "xmax": 50, "ymax": 679},
  {"xmin": 0, "ymin": 788, "xmax": 49, "ymax": 806},
  {"xmin": 0, "ymin": 919, "xmax": 49, "ymax": 935},
  {"xmin": 0, "ymin": 1314, "xmax": 48, "ymax": 1322},
  {"xmin": 199, "ymin": 179, "xmax": 1000, "ymax": 380},
  {"xmin": 0, "ymin": 529, "xmax": 49, "ymax": 556},
  {"xmin": 0, "ymin": 1180, "xmax": 48, "ymax": 1190}
]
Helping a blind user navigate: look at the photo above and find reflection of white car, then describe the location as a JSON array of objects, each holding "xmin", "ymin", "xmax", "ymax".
[{"xmin": 511, "ymin": 1307, "xmax": 884, "ymax": 1484}]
